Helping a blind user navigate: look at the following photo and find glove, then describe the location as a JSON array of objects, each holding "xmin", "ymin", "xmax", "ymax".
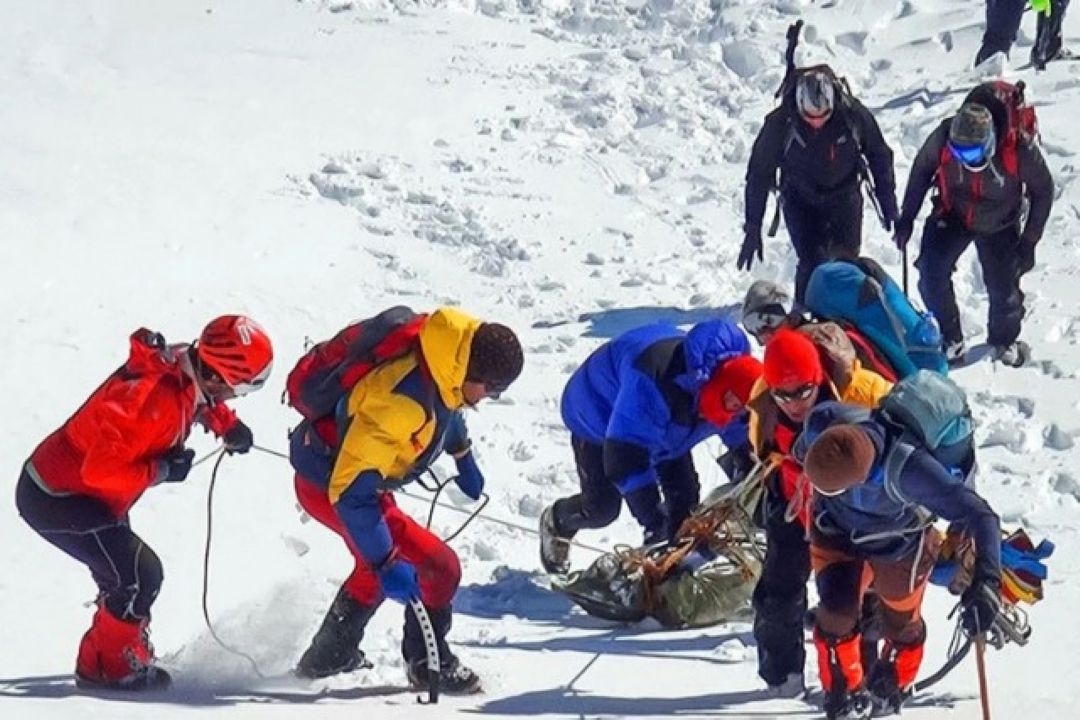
[
  {"xmin": 453, "ymin": 449, "xmax": 485, "ymax": 501},
  {"xmin": 893, "ymin": 219, "xmax": 913, "ymax": 250},
  {"xmin": 737, "ymin": 228, "xmax": 763, "ymax": 271},
  {"xmin": 717, "ymin": 444, "xmax": 755, "ymax": 484},
  {"xmin": 160, "ymin": 447, "xmax": 195, "ymax": 484},
  {"xmin": 378, "ymin": 557, "xmax": 421, "ymax": 603},
  {"xmin": 223, "ymin": 420, "xmax": 254, "ymax": 455},
  {"xmin": 961, "ymin": 577, "xmax": 1002, "ymax": 636}
]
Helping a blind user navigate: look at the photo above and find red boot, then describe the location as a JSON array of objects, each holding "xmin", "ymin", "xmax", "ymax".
[
  {"xmin": 75, "ymin": 606, "xmax": 170, "ymax": 691},
  {"xmin": 867, "ymin": 638, "xmax": 924, "ymax": 715},
  {"xmin": 814, "ymin": 627, "xmax": 872, "ymax": 720}
]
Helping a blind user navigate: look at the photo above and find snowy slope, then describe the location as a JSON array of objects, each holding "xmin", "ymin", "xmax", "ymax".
[{"xmin": 2, "ymin": 0, "xmax": 1078, "ymax": 718}]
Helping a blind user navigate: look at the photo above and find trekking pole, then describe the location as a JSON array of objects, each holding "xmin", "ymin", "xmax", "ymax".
[
  {"xmin": 975, "ymin": 636, "xmax": 992, "ymax": 720},
  {"xmin": 901, "ymin": 244, "xmax": 910, "ymax": 296},
  {"xmin": 408, "ymin": 599, "xmax": 440, "ymax": 705}
]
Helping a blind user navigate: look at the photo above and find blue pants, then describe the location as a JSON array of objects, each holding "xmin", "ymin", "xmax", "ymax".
[
  {"xmin": 15, "ymin": 468, "xmax": 162, "ymax": 620},
  {"xmin": 915, "ymin": 219, "xmax": 1024, "ymax": 347},
  {"xmin": 552, "ymin": 436, "xmax": 700, "ymax": 544}
]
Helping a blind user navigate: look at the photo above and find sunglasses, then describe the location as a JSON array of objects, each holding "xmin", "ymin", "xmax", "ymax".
[{"xmin": 770, "ymin": 383, "xmax": 818, "ymax": 405}]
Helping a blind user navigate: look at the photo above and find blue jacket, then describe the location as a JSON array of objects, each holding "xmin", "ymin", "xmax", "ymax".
[
  {"xmin": 560, "ymin": 319, "xmax": 751, "ymax": 495},
  {"xmin": 806, "ymin": 403, "xmax": 1001, "ymax": 584}
]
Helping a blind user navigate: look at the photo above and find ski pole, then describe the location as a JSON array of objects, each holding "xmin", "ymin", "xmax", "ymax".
[
  {"xmin": 902, "ymin": 244, "xmax": 909, "ymax": 296},
  {"xmin": 409, "ymin": 600, "xmax": 440, "ymax": 705},
  {"xmin": 975, "ymin": 636, "xmax": 992, "ymax": 720}
]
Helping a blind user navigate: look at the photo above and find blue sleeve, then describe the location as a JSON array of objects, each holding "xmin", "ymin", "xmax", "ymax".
[
  {"xmin": 604, "ymin": 374, "xmax": 669, "ymax": 494},
  {"xmin": 444, "ymin": 411, "xmax": 469, "ymax": 455},
  {"xmin": 897, "ymin": 450, "xmax": 1001, "ymax": 582},
  {"xmin": 718, "ymin": 411, "xmax": 749, "ymax": 450},
  {"xmin": 335, "ymin": 470, "xmax": 393, "ymax": 566}
]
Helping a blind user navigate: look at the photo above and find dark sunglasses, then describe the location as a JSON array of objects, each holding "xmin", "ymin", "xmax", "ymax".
[{"xmin": 770, "ymin": 383, "xmax": 817, "ymax": 405}]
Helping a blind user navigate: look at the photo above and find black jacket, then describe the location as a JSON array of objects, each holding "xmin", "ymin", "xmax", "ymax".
[
  {"xmin": 897, "ymin": 120, "xmax": 1054, "ymax": 239},
  {"xmin": 744, "ymin": 95, "xmax": 897, "ymax": 231}
]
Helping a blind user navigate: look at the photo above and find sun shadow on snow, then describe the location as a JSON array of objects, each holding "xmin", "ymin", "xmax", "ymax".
[
  {"xmin": 459, "ymin": 624, "xmax": 755, "ymax": 667},
  {"xmin": 0, "ymin": 673, "xmax": 410, "ymax": 707},
  {"xmin": 454, "ymin": 567, "xmax": 590, "ymax": 625},
  {"xmin": 578, "ymin": 305, "xmax": 742, "ymax": 339},
  {"xmin": 466, "ymin": 685, "xmax": 816, "ymax": 717},
  {"xmin": 532, "ymin": 305, "xmax": 742, "ymax": 338}
]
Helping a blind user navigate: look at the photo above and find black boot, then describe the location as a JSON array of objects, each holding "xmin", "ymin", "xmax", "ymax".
[
  {"xmin": 403, "ymin": 604, "xmax": 481, "ymax": 695},
  {"xmin": 295, "ymin": 586, "xmax": 377, "ymax": 679}
]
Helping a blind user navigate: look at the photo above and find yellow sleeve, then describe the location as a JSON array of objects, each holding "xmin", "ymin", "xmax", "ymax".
[
  {"xmin": 842, "ymin": 369, "xmax": 894, "ymax": 409},
  {"xmin": 328, "ymin": 389, "xmax": 427, "ymax": 504}
]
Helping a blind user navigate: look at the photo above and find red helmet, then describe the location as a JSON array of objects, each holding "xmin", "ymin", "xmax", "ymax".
[{"xmin": 197, "ymin": 315, "xmax": 273, "ymax": 395}]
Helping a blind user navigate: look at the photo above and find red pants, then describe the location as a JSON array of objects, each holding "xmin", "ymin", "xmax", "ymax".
[{"xmin": 294, "ymin": 475, "xmax": 461, "ymax": 608}]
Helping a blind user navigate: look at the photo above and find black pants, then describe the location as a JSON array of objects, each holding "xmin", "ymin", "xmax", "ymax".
[
  {"xmin": 752, "ymin": 483, "xmax": 810, "ymax": 686},
  {"xmin": 915, "ymin": 219, "xmax": 1024, "ymax": 347},
  {"xmin": 552, "ymin": 437, "xmax": 700, "ymax": 543},
  {"xmin": 15, "ymin": 469, "xmax": 162, "ymax": 620},
  {"xmin": 783, "ymin": 189, "xmax": 863, "ymax": 303}
]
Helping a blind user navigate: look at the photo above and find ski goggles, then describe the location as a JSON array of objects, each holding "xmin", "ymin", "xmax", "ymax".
[
  {"xmin": 229, "ymin": 361, "xmax": 273, "ymax": 397},
  {"xmin": 947, "ymin": 138, "xmax": 993, "ymax": 167},
  {"xmin": 742, "ymin": 304, "xmax": 789, "ymax": 338},
  {"xmin": 201, "ymin": 361, "xmax": 272, "ymax": 399},
  {"xmin": 770, "ymin": 382, "xmax": 818, "ymax": 405}
]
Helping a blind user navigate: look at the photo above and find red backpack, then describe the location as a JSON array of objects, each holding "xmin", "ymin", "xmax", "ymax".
[{"xmin": 285, "ymin": 306, "xmax": 427, "ymax": 425}]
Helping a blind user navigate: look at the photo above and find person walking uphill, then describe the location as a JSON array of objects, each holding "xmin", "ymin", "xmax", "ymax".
[
  {"xmin": 745, "ymin": 327, "xmax": 892, "ymax": 696},
  {"xmin": 799, "ymin": 403, "xmax": 1002, "ymax": 719},
  {"xmin": 538, "ymin": 319, "xmax": 762, "ymax": 576},
  {"xmin": 288, "ymin": 307, "xmax": 523, "ymax": 694},
  {"xmin": 15, "ymin": 316, "xmax": 273, "ymax": 690},
  {"xmin": 894, "ymin": 84, "xmax": 1053, "ymax": 367},
  {"xmin": 739, "ymin": 67, "xmax": 898, "ymax": 302}
]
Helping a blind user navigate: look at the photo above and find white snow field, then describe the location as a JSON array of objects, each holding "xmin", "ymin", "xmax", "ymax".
[{"xmin": 2, "ymin": 0, "xmax": 1079, "ymax": 718}]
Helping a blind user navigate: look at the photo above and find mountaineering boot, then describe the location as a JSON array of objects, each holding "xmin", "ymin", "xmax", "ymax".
[
  {"xmin": 766, "ymin": 672, "xmax": 806, "ymax": 698},
  {"xmin": 403, "ymin": 604, "xmax": 481, "ymax": 695},
  {"xmin": 75, "ymin": 605, "xmax": 171, "ymax": 691},
  {"xmin": 539, "ymin": 504, "xmax": 572, "ymax": 575},
  {"xmin": 815, "ymin": 626, "xmax": 869, "ymax": 720},
  {"xmin": 295, "ymin": 586, "xmax": 377, "ymax": 679},
  {"xmin": 944, "ymin": 340, "xmax": 966, "ymax": 366},
  {"xmin": 867, "ymin": 636, "xmax": 924, "ymax": 716},
  {"xmin": 827, "ymin": 689, "xmax": 873, "ymax": 719},
  {"xmin": 993, "ymin": 341, "xmax": 1029, "ymax": 368}
]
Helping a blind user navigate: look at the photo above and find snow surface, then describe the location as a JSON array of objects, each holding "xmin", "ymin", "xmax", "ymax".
[{"xmin": 2, "ymin": 0, "xmax": 1079, "ymax": 718}]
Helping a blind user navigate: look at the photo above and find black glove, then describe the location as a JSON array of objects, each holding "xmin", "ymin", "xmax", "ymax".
[
  {"xmin": 160, "ymin": 447, "xmax": 195, "ymax": 484},
  {"xmin": 737, "ymin": 228, "xmax": 763, "ymax": 271},
  {"xmin": 893, "ymin": 218, "xmax": 913, "ymax": 250},
  {"xmin": 223, "ymin": 420, "xmax": 254, "ymax": 455},
  {"xmin": 961, "ymin": 577, "xmax": 1002, "ymax": 636}
]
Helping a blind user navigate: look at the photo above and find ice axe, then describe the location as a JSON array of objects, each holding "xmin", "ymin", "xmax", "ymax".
[
  {"xmin": 409, "ymin": 599, "xmax": 440, "ymax": 704},
  {"xmin": 975, "ymin": 636, "xmax": 992, "ymax": 719}
]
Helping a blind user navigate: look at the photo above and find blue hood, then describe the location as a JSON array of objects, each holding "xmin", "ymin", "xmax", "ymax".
[{"xmin": 674, "ymin": 319, "xmax": 751, "ymax": 394}]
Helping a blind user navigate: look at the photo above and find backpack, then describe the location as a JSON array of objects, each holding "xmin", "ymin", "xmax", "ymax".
[
  {"xmin": 805, "ymin": 258, "xmax": 948, "ymax": 378},
  {"xmin": 285, "ymin": 306, "xmax": 427, "ymax": 424},
  {"xmin": 878, "ymin": 369, "xmax": 975, "ymax": 484}
]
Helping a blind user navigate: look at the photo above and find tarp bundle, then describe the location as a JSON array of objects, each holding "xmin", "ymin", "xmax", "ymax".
[{"xmin": 552, "ymin": 474, "xmax": 766, "ymax": 628}]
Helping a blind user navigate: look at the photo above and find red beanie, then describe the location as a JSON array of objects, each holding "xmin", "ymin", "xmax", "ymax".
[
  {"xmin": 699, "ymin": 354, "xmax": 764, "ymax": 426},
  {"xmin": 763, "ymin": 328, "xmax": 824, "ymax": 389}
]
